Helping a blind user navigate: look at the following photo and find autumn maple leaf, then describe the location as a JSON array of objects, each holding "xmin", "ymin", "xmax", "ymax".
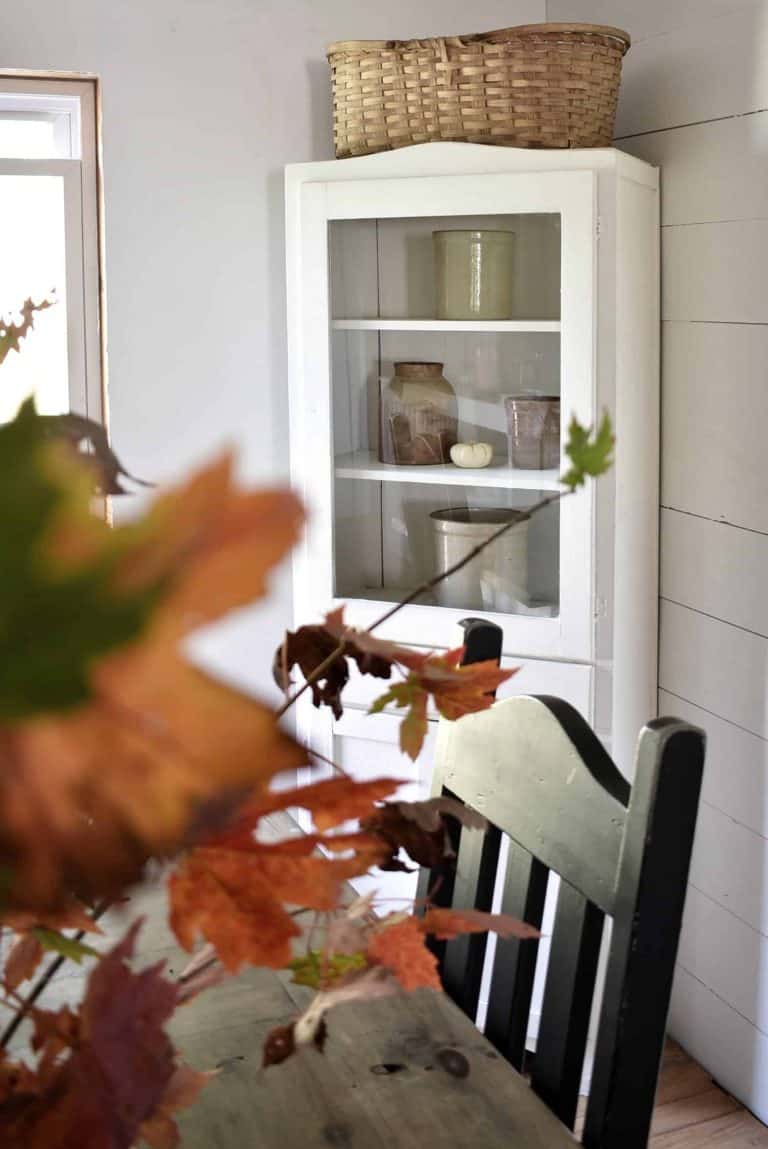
[
  {"xmin": 370, "ymin": 650, "xmax": 516, "ymax": 759},
  {"xmin": 0, "ymin": 410, "xmax": 306, "ymax": 912},
  {"xmin": 275, "ymin": 607, "xmax": 515, "ymax": 759},
  {"xmin": 366, "ymin": 916, "xmax": 442, "ymax": 991},
  {"xmin": 420, "ymin": 907, "xmax": 541, "ymax": 942},
  {"xmin": 0, "ymin": 922, "xmax": 201, "ymax": 1149},
  {"xmin": 169, "ymin": 775, "xmax": 398, "ymax": 972}
]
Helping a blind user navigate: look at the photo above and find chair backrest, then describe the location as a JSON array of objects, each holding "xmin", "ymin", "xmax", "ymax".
[{"xmin": 418, "ymin": 626, "xmax": 705, "ymax": 1148}]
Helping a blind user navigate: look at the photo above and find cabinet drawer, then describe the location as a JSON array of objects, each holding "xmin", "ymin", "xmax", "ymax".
[{"xmin": 339, "ymin": 657, "xmax": 593, "ymax": 723}]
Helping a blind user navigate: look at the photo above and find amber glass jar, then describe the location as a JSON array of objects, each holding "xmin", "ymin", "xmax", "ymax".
[{"xmin": 380, "ymin": 362, "xmax": 458, "ymax": 466}]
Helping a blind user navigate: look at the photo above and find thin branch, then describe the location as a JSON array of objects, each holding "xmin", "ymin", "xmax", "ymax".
[
  {"xmin": 0, "ymin": 901, "xmax": 109, "ymax": 1050},
  {"xmin": 305, "ymin": 745, "xmax": 351, "ymax": 778},
  {"xmin": 274, "ymin": 487, "xmax": 568, "ymax": 717},
  {"xmin": 367, "ymin": 489, "xmax": 566, "ymax": 633}
]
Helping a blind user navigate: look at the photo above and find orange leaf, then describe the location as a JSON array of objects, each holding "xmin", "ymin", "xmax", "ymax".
[
  {"xmin": 366, "ymin": 916, "xmax": 441, "ymax": 992},
  {"xmin": 217, "ymin": 776, "xmax": 402, "ymax": 843},
  {"xmin": 4, "ymin": 933, "xmax": 44, "ymax": 991},
  {"xmin": 420, "ymin": 907, "xmax": 540, "ymax": 942},
  {"xmin": 0, "ymin": 458, "xmax": 306, "ymax": 913},
  {"xmin": 170, "ymin": 832, "xmax": 383, "ymax": 973},
  {"xmin": 370, "ymin": 651, "xmax": 517, "ymax": 760},
  {"xmin": 421, "ymin": 655, "xmax": 517, "ymax": 721}
]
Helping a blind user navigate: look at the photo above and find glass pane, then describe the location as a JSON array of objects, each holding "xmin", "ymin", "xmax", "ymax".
[
  {"xmin": 330, "ymin": 213, "xmax": 562, "ymax": 620},
  {"xmin": 0, "ymin": 114, "xmax": 63, "ymax": 159},
  {"xmin": 335, "ymin": 476, "xmax": 559, "ymax": 616},
  {"xmin": 0, "ymin": 175, "xmax": 70, "ymax": 422}
]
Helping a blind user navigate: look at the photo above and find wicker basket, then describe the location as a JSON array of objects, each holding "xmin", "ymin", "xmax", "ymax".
[{"xmin": 328, "ymin": 23, "xmax": 630, "ymax": 158}]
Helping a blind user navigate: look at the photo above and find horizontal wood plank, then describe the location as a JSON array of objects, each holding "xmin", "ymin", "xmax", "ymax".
[
  {"xmin": 650, "ymin": 1109, "xmax": 768, "ymax": 1147},
  {"xmin": 546, "ymin": 0, "xmax": 757, "ymax": 45},
  {"xmin": 658, "ymin": 692, "xmax": 768, "ymax": 840},
  {"xmin": 659, "ymin": 600, "xmax": 768, "ymax": 740},
  {"xmin": 662, "ymin": 221, "xmax": 768, "ymax": 324},
  {"xmin": 613, "ymin": 7, "xmax": 767, "ymax": 137},
  {"xmin": 651, "ymin": 1086, "xmax": 741, "ymax": 1137},
  {"xmin": 677, "ymin": 884, "xmax": 768, "ymax": 1035},
  {"xmin": 661, "ymin": 322, "xmax": 768, "ymax": 533},
  {"xmin": 687, "ymin": 802, "xmax": 768, "ymax": 938},
  {"xmin": 661, "ymin": 509, "xmax": 768, "ymax": 638},
  {"xmin": 670, "ymin": 964, "xmax": 768, "ymax": 1124},
  {"xmin": 621, "ymin": 111, "xmax": 768, "ymax": 226}
]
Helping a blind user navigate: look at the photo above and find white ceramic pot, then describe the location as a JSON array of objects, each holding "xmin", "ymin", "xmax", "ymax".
[{"xmin": 430, "ymin": 507, "xmax": 529, "ymax": 612}]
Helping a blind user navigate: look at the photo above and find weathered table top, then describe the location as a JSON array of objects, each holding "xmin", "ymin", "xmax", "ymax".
[{"xmin": 171, "ymin": 967, "xmax": 576, "ymax": 1148}]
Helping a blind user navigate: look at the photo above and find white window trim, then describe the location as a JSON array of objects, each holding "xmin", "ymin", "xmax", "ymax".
[{"xmin": 0, "ymin": 74, "xmax": 106, "ymax": 427}]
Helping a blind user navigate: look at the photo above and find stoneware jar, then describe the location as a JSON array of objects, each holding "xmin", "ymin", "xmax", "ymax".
[
  {"xmin": 430, "ymin": 506, "xmax": 529, "ymax": 611},
  {"xmin": 380, "ymin": 361, "xmax": 458, "ymax": 466},
  {"xmin": 433, "ymin": 229, "xmax": 515, "ymax": 320}
]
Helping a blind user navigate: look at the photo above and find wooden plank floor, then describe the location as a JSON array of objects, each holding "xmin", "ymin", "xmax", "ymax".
[{"xmin": 576, "ymin": 1039, "xmax": 768, "ymax": 1146}]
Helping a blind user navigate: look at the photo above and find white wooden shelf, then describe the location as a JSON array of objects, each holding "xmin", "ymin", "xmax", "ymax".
[
  {"xmin": 331, "ymin": 318, "xmax": 561, "ymax": 333},
  {"xmin": 334, "ymin": 450, "xmax": 562, "ymax": 490}
]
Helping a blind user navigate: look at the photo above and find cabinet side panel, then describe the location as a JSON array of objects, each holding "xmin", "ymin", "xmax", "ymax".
[{"xmin": 612, "ymin": 175, "xmax": 660, "ymax": 775}]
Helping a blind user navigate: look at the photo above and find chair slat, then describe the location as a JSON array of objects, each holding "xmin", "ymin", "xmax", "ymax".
[
  {"xmin": 583, "ymin": 722, "xmax": 705, "ymax": 1149},
  {"xmin": 415, "ymin": 786, "xmax": 462, "ymax": 970},
  {"xmin": 485, "ymin": 843, "xmax": 548, "ymax": 1069},
  {"xmin": 531, "ymin": 880, "xmax": 604, "ymax": 1129},
  {"xmin": 441, "ymin": 823, "xmax": 502, "ymax": 1020},
  {"xmin": 437, "ymin": 697, "xmax": 628, "ymax": 914}
]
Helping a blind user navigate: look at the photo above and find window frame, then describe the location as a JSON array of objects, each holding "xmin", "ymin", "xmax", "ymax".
[{"xmin": 0, "ymin": 74, "xmax": 106, "ymax": 425}]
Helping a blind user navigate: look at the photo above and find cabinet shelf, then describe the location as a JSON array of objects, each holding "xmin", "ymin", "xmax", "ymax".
[
  {"xmin": 331, "ymin": 318, "xmax": 560, "ymax": 333},
  {"xmin": 334, "ymin": 450, "xmax": 562, "ymax": 491}
]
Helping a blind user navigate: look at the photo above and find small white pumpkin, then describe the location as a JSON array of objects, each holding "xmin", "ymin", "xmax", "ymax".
[{"xmin": 450, "ymin": 441, "xmax": 494, "ymax": 469}]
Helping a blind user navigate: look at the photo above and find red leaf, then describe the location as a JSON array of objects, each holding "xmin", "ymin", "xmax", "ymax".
[
  {"xmin": 361, "ymin": 803, "xmax": 448, "ymax": 871},
  {"xmin": 366, "ymin": 916, "xmax": 441, "ymax": 991},
  {"xmin": 138, "ymin": 1064, "xmax": 211, "ymax": 1149},
  {"xmin": 4, "ymin": 933, "xmax": 44, "ymax": 991},
  {"xmin": 0, "ymin": 922, "xmax": 190, "ymax": 1149},
  {"xmin": 420, "ymin": 907, "xmax": 540, "ymax": 942}
]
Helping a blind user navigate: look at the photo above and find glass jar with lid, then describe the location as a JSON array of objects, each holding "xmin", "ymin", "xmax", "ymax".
[{"xmin": 380, "ymin": 361, "xmax": 458, "ymax": 466}]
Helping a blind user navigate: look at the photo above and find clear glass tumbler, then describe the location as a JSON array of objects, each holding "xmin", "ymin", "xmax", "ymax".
[{"xmin": 504, "ymin": 395, "xmax": 561, "ymax": 470}]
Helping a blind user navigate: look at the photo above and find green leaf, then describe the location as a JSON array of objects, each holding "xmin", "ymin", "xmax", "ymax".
[
  {"xmin": 288, "ymin": 949, "xmax": 367, "ymax": 989},
  {"xmin": 31, "ymin": 927, "xmax": 100, "ymax": 963},
  {"xmin": 368, "ymin": 682, "xmax": 414, "ymax": 716},
  {"xmin": 0, "ymin": 399, "xmax": 162, "ymax": 720},
  {"xmin": 560, "ymin": 412, "xmax": 615, "ymax": 491},
  {"xmin": 0, "ymin": 297, "xmax": 54, "ymax": 367}
]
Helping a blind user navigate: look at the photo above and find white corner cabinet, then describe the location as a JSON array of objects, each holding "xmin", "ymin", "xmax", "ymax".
[{"xmin": 285, "ymin": 143, "xmax": 659, "ymax": 811}]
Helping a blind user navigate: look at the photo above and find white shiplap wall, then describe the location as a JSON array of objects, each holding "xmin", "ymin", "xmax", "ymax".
[{"xmin": 545, "ymin": 0, "xmax": 768, "ymax": 1121}]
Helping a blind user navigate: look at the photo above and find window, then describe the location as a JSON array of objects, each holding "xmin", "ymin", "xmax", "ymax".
[{"xmin": 0, "ymin": 77, "xmax": 104, "ymax": 425}]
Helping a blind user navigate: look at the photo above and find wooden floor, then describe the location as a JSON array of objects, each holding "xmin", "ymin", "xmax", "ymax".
[{"xmin": 575, "ymin": 1039, "xmax": 768, "ymax": 1147}]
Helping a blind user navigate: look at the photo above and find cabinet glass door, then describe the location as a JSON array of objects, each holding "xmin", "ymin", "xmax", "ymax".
[
  {"xmin": 331, "ymin": 211, "xmax": 562, "ymax": 620},
  {"xmin": 291, "ymin": 169, "xmax": 595, "ymax": 661}
]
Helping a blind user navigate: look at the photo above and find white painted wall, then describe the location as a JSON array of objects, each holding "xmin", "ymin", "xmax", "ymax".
[
  {"xmin": 0, "ymin": 0, "xmax": 543, "ymax": 698},
  {"xmin": 545, "ymin": 0, "xmax": 768, "ymax": 1121}
]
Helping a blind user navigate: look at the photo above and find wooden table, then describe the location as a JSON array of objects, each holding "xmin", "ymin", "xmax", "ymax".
[{"xmin": 171, "ymin": 968, "xmax": 576, "ymax": 1148}]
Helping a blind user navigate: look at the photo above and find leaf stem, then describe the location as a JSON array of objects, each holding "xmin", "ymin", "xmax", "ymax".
[
  {"xmin": 0, "ymin": 900, "xmax": 109, "ymax": 1050},
  {"xmin": 274, "ymin": 488, "xmax": 568, "ymax": 718}
]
